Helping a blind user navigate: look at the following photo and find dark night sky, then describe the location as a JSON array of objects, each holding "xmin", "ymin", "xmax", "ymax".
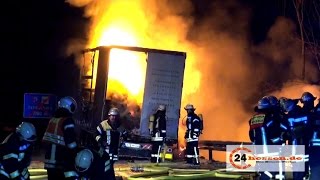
[
  {"xmin": 0, "ymin": 0, "xmax": 306, "ymax": 123},
  {"xmin": 1, "ymin": 0, "xmax": 89, "ymax": 122}
]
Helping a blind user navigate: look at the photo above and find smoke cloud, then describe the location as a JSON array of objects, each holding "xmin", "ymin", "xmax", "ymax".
[{"xmin": 65, "ymin": 0, "xmax": 320, "ymax": 149}]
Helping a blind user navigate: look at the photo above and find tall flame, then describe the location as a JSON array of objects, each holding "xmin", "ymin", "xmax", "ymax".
[
  {"xmin": 86, "ymin": 1, "xmax": 200, "ymax": 108},
  {"xmin": 89, "ymin": 5, "xmax": 147, "ymax": 104},
  {"xmin": 83, "ymin": 1, "xmax": 200, "ymax": 147},
  {"xmin": 68, "ymin": 0, "xmax": 320, "ymax": 162}
]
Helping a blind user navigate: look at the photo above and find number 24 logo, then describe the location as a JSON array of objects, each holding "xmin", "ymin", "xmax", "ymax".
[{"xmin": 234, "ymin": 154, "xmax": 247, "ymax": 162}]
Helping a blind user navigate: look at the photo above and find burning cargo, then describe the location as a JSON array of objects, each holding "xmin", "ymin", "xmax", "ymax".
[{"xmin": 76, "ymin": 45, "xmax": 186, "ymax": 160}]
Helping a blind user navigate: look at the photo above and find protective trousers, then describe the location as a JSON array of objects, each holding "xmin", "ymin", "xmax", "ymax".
[
  {"xmin": 0, "ymin": 167, "xmax": 31, "ymax": 180},
  {"xmin": 291, "ymin": 157, "xmax": 309, "ymax": 179},
  {"xmin": 292, "ymin": 149, "xmax": 309, "ymax": 180},
  {"xmin": 308, "ymin": 146, "xmax": 320, "ymax": 180},
  {"xmin": 255, "ymin": 145, "xmax": 285, "ymax": 180},
  {"xmin": 186, "ymin": 141, "xmax": 199, "ymax": 165},
  {"xmin": 260, "ymin": 163, "xmax": 285, "ymax": 180},
  {"xmin": 151, "ymin": 140, "xmax": 163, "ymax": 163},
  {"xmin": 46, "ymin": 168, "xmax": 65, "ymax": 180}
]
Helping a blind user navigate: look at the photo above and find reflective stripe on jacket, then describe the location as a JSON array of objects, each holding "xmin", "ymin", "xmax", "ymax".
[{"xmin": 43, "ymin": 117, "xmax": 67, "ymax": 146}]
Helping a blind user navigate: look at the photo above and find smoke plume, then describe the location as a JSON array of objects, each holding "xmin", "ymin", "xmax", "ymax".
[{"xmin": 65, "ymin": 0, "xmax": 320, "ymax": 148}]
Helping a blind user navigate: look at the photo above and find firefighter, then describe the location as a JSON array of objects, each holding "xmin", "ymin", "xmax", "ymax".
[
  {"xmin": 309, "ymin": 104, "xmax": 320, "ymax": 180},
  {"xmin": 267, "ymin": 95, "xmax": 282, "ymax": 122},
  {"xmin": 149, "ymin": 104, "xmax": 167, "ymax": 163},
  {"xmin": 267, "ymin": 95, "xmax": 281, "ymax": 116},
  {"xmin": 184, "ymin": 104, "xmax": 201, "ymax": 165},
  {"xmin": 300, "ymin": 91, "xmax": 317, "ymax": 113},
  {"xmin": 249, "ymin": 97, "xmax": 285, "ymax": 179},
  {"xmin": 95, "ymin": 107, "xmax": 122, "ymax": 164},
  {"xmin": 0, "ymin": 122, "xmax": 37, "ymax": 180},
  {"xmin": 278, "ymin": 97, "xmax": 288, "ymax": 115},
  {"xmin": 42, "ymin": 96, "xmax": 78, "ymax": 180},
  {"xmin": 266, "ymin": 96, "xmax": 288, "ymax": 145},
  {"xmin": 249, "ymin": 97, "xmax": 278, "ymax": 145},
  {"xmin": 283, "ymin": 99, "xmax": 312, "ymax": 180},
  {"xmin": 64, "ymin": 148, "xmax": 115, "ymax": 180},
  {"xmin": 267, "ymin": 96, "xmax": 290, "ymax": 179}
]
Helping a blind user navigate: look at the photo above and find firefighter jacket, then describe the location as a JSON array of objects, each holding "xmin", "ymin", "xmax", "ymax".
[
  {"xmin": 43, "ymin": 116, "xmax": 78, "ymax": 169},
  {"xmin": 149, "ymin": 113, "xmax": 166, "ymax": 142},
  {"xmin": 0, "ymin": 133, "xmax": 33, "ymax": 180},
  {"xmin": 310, "ymin": 110, "xmax": 320, "ymax": 147},
  {"xmin": 185, "ymin": 113, "xmax": 201, "ymax": 142},
  {"xmin": 268, "ymin": 109, "xmax": 289, "ymax": 145},
  {"xmin": 315, "ymin": 102, "xmax": 320, "ymax": 112},
  {"xmin": 249, "ymin": 112, "xmax": 285, "ymax": 155},
  {"xmin": 95, "ymin": 120, "xmax": 121, "ymax": 161},
  {"xmin": 64, "ymin": 148, "xmax": 115, "ymax": 180},
  {"xmin": 286, "ymin": 107, "xmax": 312, "ymax": 146},
  {"xmin": 249, "ymin": 112, "xmax": 274, "ymax": 145},
  {"xmin": 285, "ymin": 106, "xmax": 312, "ymax": 164}
]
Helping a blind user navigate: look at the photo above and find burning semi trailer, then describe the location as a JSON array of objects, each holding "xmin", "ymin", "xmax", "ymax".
[{"xmin": 76, "ymin": 45, "xmax": 186, "ymax": 160}]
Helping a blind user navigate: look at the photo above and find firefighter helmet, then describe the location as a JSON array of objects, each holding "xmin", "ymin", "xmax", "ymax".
[
  {"xmin": 75, "ymin": 149, "xmax": 94, "ymax": 172},
  {"xmin": 184, "ymin": 104, "xmax": 195, "ymax": 110},
  {"xmin": 257, "ymin": 96, "xmax": 271, "ymax": 110},
  {"xmin": 16, "ymin": 122, "xmax": 37, "ymax": 142},
  {"xmin": 58, "ymin": 96, "xmax": 77, "ymax": 114},
  {"xmin": 158, "ymin": 104, "xmax": 166, "ymax": 111},
  {"xmin": 283, "ymin": 99, "xmax": 295, "ymax": 112},
  {"xmin": 279, "ymin": 97, "xmax": 287, "ymax": 104},
  {"xmin": 279, "ymin": 97, "xmax": 287, "ymax": 106},
  {"xmin": 301, "ymin": 92, "xmax": 316, "ymax": 103},
  {"xmin": 108, "ymin": 107, "xmax": 119, "ymax": 116},
  {"xmin": 267, "ymin": 95, "xmax": 278, "ymax": 107}
]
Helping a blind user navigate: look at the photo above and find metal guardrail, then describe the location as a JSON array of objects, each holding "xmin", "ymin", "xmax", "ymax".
[
  {"xmin": 198, "ymin": 140, "xmax": 252, "ymax": 161},
  {"xmin": 199, "ymin": 140, "xmax": 252, "ymax": 147}
]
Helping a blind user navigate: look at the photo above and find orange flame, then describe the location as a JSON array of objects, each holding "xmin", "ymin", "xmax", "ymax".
[
  {"xmin": 85, "ymin": 1, "xmax": 201, "ymax": 148},
  {"xmin": 91, "ymin": 19, "xmax": 147, "ymax": 104},
  {"xmin": 179, "ymin": 146, "xmax": 186, "ymax": 151},
  {"xmin": 68, "ymin": 0, "xmax": 320, "ymax": 162}
]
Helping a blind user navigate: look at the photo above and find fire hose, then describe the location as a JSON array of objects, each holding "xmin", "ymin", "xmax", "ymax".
[
  {"xmin": 166, "ymin": 168, "xmax": 258, "ymax": 179},
  {"xmin": 125, "ymin": 164, "xmax": 250, "ymax": 180},
  {"xmin": 29, "ymin": 169, "xmax": 47, "ymax": 180},
  {"xmin": 28, "ymin": 168, "xmax": 251, "ymax": 179},
  {"xmin": 126, "ymin": 169, "xmax": 245, "ymax": 180},
  {"xmin": 28, "ymin": 165, "xmax": 257, "ymax": 179},
  {"xmin": 29, "ymin": 168, "xmax": 247, "ymax": 180},
  {"xmin": 115, "ymin": 164, "xmax": 171, "ymax": 179}
]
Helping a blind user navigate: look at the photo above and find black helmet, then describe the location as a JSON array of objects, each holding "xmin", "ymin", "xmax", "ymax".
[
  {"xmin": 267, "ymin": 95, "xmax": 278, "ymax": 107},
  {"xmin": 301, "ymin": 92, "xmax": 316, "ymax": 103},
  {"xmin": 283, "ymin": 99, "xmax": 296, "ymax": 112},
  {"xmin": 257, "ymin": 96, "xmax": 271, "ymax": 110}
]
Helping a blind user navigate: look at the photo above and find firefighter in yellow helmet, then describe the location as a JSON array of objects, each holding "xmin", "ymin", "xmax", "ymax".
[
  {"xmin": 42, "ymin": 96, "xmax": 78, "ymax": 180},
  {"xmin": 95, "ymin": 107, "xmax": 122, "ymax": 165},
  {"xmin": 0, "ymin": 122, "xmax": 37, "ymax": 180},
  {"xmin": 184, "ymin": 104, "xmax": 202, "ymax": 165},
  {"xmin": 149, "ymin": 104, "xmax": 167, "ymax": 163}
]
